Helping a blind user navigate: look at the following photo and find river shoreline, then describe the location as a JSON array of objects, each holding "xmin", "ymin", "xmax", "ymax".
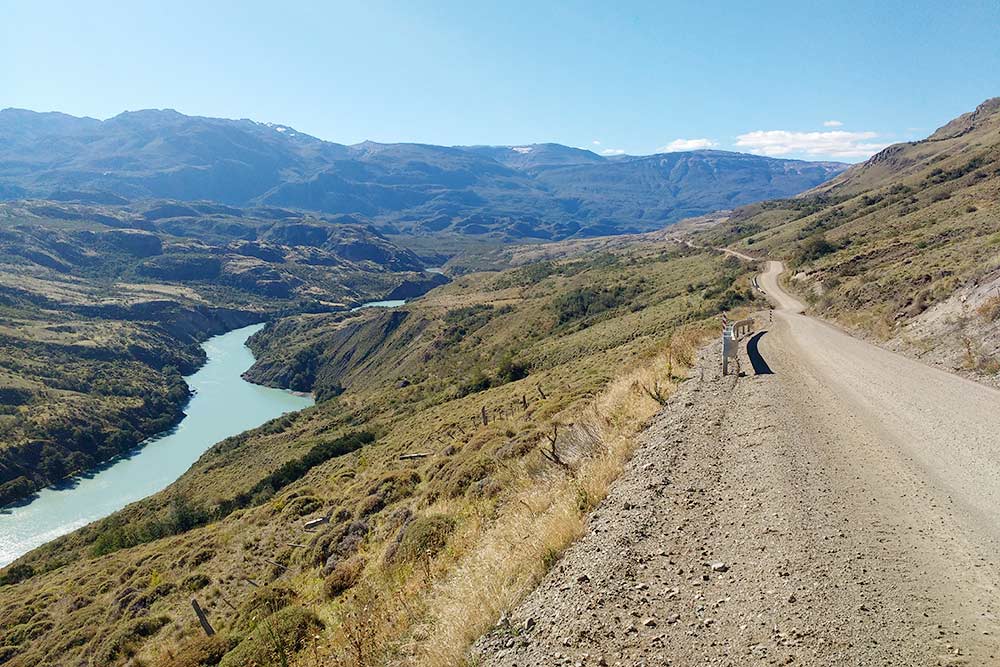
[
  {"xmin": 0, "ymin": 298, "xmax": 412, "ymax": 566},
  {"xmin": 0, "ymin": 323, "xmax": 314, "ymax": 567}
]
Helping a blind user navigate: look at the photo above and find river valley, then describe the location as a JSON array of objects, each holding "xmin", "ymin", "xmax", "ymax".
[{"xmin": 0, "ymin": 323, "xmax": 314, "ymax": 567}]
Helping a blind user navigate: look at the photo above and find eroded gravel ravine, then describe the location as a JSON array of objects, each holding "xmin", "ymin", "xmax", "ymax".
[{"xmin": 475, "ymin": 264, "xmax": 1000, "ymax": 666}]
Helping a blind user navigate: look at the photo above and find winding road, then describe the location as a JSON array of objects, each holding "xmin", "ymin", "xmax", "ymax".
[
  {"xmin": 478, "ymin": 258, "xmax": 1000, "ymax": 666},
  {"xmin": 752, "ymin": 259, "xmax": 1000, "ymax": 660},
  {"xmin": 760, "ymin": 260, "xmax": 1000, "ymax": 549}
]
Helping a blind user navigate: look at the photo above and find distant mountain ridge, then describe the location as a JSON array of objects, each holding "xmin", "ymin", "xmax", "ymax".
[{"xmin": 0, "ymin": 108, "xmax": 847, "ymax": 240}]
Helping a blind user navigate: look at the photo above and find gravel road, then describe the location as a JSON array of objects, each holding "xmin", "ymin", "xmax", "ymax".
[{"xmin": 474, "ymin": 261, "xmax": 1000, "ymax": 666}]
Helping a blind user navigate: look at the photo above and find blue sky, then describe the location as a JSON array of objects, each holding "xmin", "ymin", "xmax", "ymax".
[{"xmin": 2, "ymin": 0, "xmax": 998, "ymax": 162}]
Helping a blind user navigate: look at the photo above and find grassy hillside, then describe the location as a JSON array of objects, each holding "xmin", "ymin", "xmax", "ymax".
[
  {"xmin": 0, "ymin": 241, "xmax": 760, "ymax": 667},
  {"xmin": 693, "ymin": 97, "xmax": 1000, "ymax": 380},
  {"xmin": 0, "ymin": 201, "xmax": 440, "ymax": 505}
]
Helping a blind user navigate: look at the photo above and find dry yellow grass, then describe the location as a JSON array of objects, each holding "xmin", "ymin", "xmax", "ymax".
[
  {"xmin": 394, "ymin": 326, "xmax": 708, "ymax": 667},
  {"xmin": 1, "ymin": 241, "xmax": 755, "ymax": 667},
  {"xmin": 291, "ymin": 328, "xmax": 709, "ymax": 667}
]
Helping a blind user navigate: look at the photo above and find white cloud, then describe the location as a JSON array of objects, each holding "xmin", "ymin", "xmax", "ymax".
[
  {"xmin": 592, "ymin": 140, "xmax": 601, "ymax": 145},
  {"xmin": 734, "ymin": 129, "xmax": 888, "ymax": 159},
  {"xmin": 823, "ymin": 120, "xmax": 844, "ymax": 127},
  {"xmin": 658, "ymin": 138, "xmax": 718, "ymax": 152},
  {"xmin": 599, "ymin": 148, "xmax": 625, "ymax": 156}
]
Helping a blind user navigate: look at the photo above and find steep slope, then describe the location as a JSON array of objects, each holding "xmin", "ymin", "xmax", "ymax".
[
  {"xmin": 0, "ymin": 200, "xmax": 438, "ymax": 505},
  {"xmin": 478, "ymin": 262, "xmax": 1000, "ymax": 666},
  {"xmin": 696, "ymin": 96, "xmax": 1000, "ymax": 380},
  {"xmin": 0, "ymin": 242, "xmax": 758, "ymax": 667},
  {"xmin": 0, "ymin": 108, "xmax": 846, "ymax": 240},
  {"xmin": 812, "ymin": 96, "xmax": 1000, "ymax": 197}
]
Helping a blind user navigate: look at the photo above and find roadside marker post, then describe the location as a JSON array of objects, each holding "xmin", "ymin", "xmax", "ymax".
[
  {"xmin": 722, "ymin": 316, "xmax": 754, "ymax": 376},
  {"xmin": 721, "ymin": 312, "xmax": 732, "ymax": 375}
]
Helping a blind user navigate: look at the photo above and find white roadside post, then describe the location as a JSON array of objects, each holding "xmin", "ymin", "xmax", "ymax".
[
  {"xmin": 721, "ymin": 312, "xmax": 732, "ymax": 375},
  {"xmin": 722, "ymin": 324, "xmax": 735, "ymax": 375},
  {"xmin": 722, "ymin": 316, "xmax": 754, "ymax": 375}
]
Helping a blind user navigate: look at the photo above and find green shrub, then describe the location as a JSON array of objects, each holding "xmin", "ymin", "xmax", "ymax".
[
  {"xmin": 219, "ymin": 606, "xmax": 322, "ymax": 667},
  {"xmin": 237, "ymin": 586, "xmax": 296, "ymax": 634},
  {"xmin": 0, "ymin": 563, "xmax": 34, "ymax": 586},
  {"xmin": 438, "ymin": 304, "xmax": 498, "ymax": 347},
  {"xmin": 386, "ymin": 514, "xmax": 456, "ymax": 565},
  {"xmin": 496, "ymin": 355, "xmax": 530, "ymax": 383},
  {"xmin": 282, "ymin": 495, "xmax": 323, "ymax": 517},
  {"xmin": 181, "ymin": 574, "xmax": 211, "ymax": 592},
  {"xmin": 716, "ymin": 288, "xmax": 752, "ymax": 312},
  {"xmin": 91, "ymin": 495, "xmax": 210, "ymax": 557},
  {"xmin": 93, "ymin": 615, "xmax": 170, "ymax": 665},
  {"xmin": 456, "ymin": 370, "xmax": 492, "ymax": 397},
  {"xmin": 225, "ymin": 431, "xmax": 375, "ymax": 513},
  {"xmin": 796, "ymin": 235, "xmax": 837, "ymax": 264},
  {"xmin": 166, "ymin": 634, "xmax": 235, "ymax": 667},
  {"xmin": 552, "ymin": 284, "xmax": 640, "ymax": 324},
  {"xmin": 323, "ymin": 557, "xmax": 363, "ymax": 598}
]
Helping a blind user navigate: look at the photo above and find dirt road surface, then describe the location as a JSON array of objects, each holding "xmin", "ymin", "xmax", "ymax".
[{"xmin": 475, "ymin": 260, "xmax": 1000, "ymax": 666}]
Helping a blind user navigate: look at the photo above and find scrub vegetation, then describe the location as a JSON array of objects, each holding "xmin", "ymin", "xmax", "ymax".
[
  {"xmin": 0, "ymin": 239, "xmax": 759, "ymax": 666},
  {"xmin": 0, "ymin": 200, "xmax": 438, "ymax": 505}
]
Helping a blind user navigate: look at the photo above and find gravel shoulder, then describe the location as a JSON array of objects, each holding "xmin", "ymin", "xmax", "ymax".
[{"xmin": 474, "ymin": 263, "xmax": 1000, "ymax": 666}]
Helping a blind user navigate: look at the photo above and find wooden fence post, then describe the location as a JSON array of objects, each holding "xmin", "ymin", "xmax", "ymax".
[{"xmin": 191, "ymin": 598, "xmax": 215, "ymax": 636}]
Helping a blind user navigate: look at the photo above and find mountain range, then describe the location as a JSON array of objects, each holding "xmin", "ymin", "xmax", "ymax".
[{"xmin": 0, "ymin": 108, "xmax": 846, "ymax": 240}]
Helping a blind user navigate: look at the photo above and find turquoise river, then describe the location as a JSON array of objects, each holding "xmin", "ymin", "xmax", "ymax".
[{"xmin": 0, "ymin": 323, "xmax": 314, "ymax": 567}]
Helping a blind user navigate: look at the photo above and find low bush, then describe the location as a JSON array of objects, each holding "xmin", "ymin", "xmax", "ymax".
[
  {"xmin": 552, "ymin": 284, "xmax": 641, "ymax": 324},
  {"xmin": 230, "ymin": 431, "xmax": 375, "ymax": 510},
  {"xmin": 324, "ymin": 557, "xmax": 364, "ymax": 598},
  {"xmin": 0, "ymin": 563, "xmax": 34, "ymax": 587},
  {"xmin": 796, "ymin": 235, "xmax": 837, "ymax": 264},
  {"xmin": 181, "ymin": 574, "xmax": 211, "ymax": 592},
  {"xmin": 385, "ymin": 514, "xmax": 456, "ymax": 565},
  {"xmin": 93, "ymin": 615, "xmax": 170, "ymax": 665},
  {"xmin": 166, "ymin": 634, "xmax": 235, "ymax": 667},
  {"xmin": 237, "ymin": 586, "xmax": 296, "ymax": 633},
  {"xmin": 219, "ymin": 606, "xmax": 322, "ymax": 667}
]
